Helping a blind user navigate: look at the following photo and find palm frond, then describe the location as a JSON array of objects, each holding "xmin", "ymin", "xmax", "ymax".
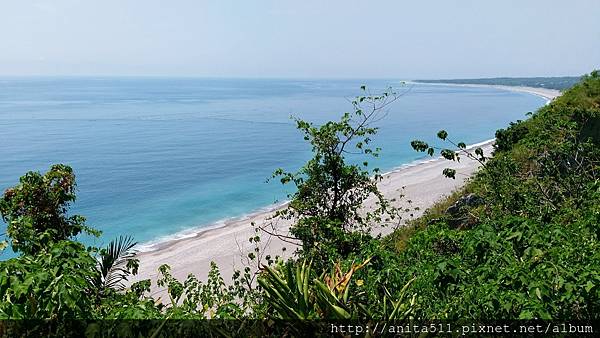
[{"xmin": 98, "ymin": 235, "xmax": 138, "ymax": 290}]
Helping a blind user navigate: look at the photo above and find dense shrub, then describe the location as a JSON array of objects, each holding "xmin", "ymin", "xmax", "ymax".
[{"xmin": 391, "ymin": 70, "xmax": 600, "ymax": 319}]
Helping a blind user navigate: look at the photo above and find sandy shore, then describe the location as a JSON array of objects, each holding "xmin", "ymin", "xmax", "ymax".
[
  {"xmin": 414, "ymin": 82, "xmax": 561, "ymax": 104},
  {"xmin": 133, "ymin": 142, "xmax": 494, "ymax": 294},
  {"xmin": 132, "ymin": 85, "xmax": 561, "ymax": 297},
  {"xmin": 485, "ymin": 85, "xmax": 560, "ymax": 103}
]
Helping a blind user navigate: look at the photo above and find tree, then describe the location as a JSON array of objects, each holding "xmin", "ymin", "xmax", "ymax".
[
  {"xmin": 0, "ymin": 164, "xmax": 98, "ymax": 255},
  {"xmin": 270, "ymin": 87, "xmax": 401, "ymax": 264},
  {"xmin": 0, "ymin": 165, "xmax": 142, "ymax": 321}
]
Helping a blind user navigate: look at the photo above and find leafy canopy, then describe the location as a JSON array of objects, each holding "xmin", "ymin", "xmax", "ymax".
[{"xmin": 0, "ymin": 164, "xmax": 98, "ymax": 255}]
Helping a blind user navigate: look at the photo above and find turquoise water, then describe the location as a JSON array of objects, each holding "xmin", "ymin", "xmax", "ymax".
[{"xmin": 0, "ymin": 77, "xmax": 545, "ymax": 257}]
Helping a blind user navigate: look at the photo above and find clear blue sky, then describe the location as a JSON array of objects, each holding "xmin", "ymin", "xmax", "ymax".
[{"xmin": 1, "ymin": 0, "xmax": 599, "ymax": 78}]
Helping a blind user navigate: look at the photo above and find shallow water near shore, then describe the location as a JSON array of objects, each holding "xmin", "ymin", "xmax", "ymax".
[{"xmin": 0, "ymin": 77, "xmax": 545, "ymax": 258}]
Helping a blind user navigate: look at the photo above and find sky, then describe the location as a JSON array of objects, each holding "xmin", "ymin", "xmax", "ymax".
[{"xmin": 1, "ymin": 0, "xmax": 599, "ymax": 78}]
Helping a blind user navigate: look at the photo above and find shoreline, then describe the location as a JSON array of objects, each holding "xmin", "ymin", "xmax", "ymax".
[
  {"xmin": 135, "ymin": 200, "xmax": 291, "ymax": 253},
  {"xmin": 135, "ymin": 84, "xmax": 559, "ymax": 254},
  {"xmin": 135, "ymin": 139, "xmax": 495, "ymax": 255},
  {"xmin": 410, "ymin": 81, "xmax": 561, "ymax": 103},
  {"xmin": 133, "ymin": 85, "xmax": 561, "ymax": 293},
  {"xmin": 133, "ymin": 140, "xmax": 496, "ymax": 294}
]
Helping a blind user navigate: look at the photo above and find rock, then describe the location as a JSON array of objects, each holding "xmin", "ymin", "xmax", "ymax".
[
  {"xmin": 427, "ymin": 217, "xmax": 443, "ymax": 225},
  {"xmin": 445, "ymin": 193, "xmax": 484, "ymax": 215},
  {"xmin": 444, "ymin": 193, "xmax": 485, "ymax": 229}
]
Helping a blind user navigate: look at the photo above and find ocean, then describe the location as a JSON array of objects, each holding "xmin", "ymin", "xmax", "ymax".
[{"xmin": 0, "ymin": 77, "xmax": 546, "ymax": 258}]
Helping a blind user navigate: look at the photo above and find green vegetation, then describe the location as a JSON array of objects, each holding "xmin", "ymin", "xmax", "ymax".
[
  {"xmin": 0, "ymin": 71, "xmax": 598, "ymax": 335},
  {"xmin": 415, "ymin": 76, "xmax": 582, "ymax": 90},
  {"xmin": 404, "ymin": 70, "xmax": 600, "ymax": 318},
  {"xmin": 270, "ymin": 87, "xmax": 400, "ymax": 267}
]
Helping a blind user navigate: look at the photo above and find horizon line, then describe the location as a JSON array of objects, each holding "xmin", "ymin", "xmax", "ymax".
[{"xmin": 0, "ymin": 73, "xmax": 585, "ymax": 81}]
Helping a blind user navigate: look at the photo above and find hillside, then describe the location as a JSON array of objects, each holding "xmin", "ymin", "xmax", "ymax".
[{"xmin": 387, "ymin": 70, "xmax": 600, "ymax": 319}]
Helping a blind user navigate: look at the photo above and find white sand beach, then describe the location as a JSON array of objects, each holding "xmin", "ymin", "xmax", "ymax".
[
  {"xmin": 132, "ymin": 86, "xmax": 560, "ymax": 297},
  {"xmin": 410, "ymin": 81, "xmax": 561, "ymax": 104},
  {"xmin": 466, "ymin": 84, "xmax": 560, "ymax": 104}
]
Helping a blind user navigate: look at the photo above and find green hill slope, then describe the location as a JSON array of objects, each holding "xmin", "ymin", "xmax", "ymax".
[{"xmin": 388, "ymin": 70, "xmax": 600, "ymax": 319}]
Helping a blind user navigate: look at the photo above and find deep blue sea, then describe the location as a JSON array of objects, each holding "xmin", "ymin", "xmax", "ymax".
[{"xmin": 0, "ymin": 77, "xmax": 546, "ymax": 258}]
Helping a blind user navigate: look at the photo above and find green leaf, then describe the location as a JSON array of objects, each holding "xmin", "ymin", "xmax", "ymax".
[
  {"xmin": 330, "ymin": 304, "xmax": 351, "ymax": 319},
  {"xmin": 437, "ymin": 130, "xmax": 448, "ymax": 140},
  {"xmin": 442, "ymin": 168, "xmax": 456, "ymax": 179},
  {"xmin": 410, "ymin": 140, "xmax": 429, "ymax": 152},
  {"xmin": 519, "ymin": 310, "xmax": 534, "ymax": 319},
  {"xmin": 440, "ymin": 149, "xmax": 456, "ymax": 161},
  {"xmin": 506, "ymin": 231, "xmax": 522, "ymax": 240}
]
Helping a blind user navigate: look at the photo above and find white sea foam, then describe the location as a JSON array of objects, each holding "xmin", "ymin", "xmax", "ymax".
[{"xmin": 136, "ymin": 200, "xmax": 290, "ymax": 253}]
